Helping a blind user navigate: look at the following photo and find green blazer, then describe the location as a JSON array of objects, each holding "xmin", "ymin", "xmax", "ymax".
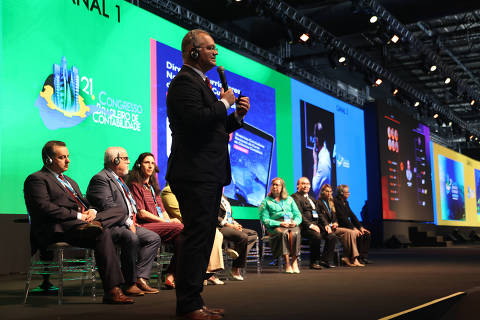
[{"xmin": 259, "ymin": 196, "xmax": 302, "ymax": 234}]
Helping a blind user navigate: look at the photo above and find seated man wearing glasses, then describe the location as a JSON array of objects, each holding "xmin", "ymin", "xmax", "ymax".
[{"xmin": 87, "ymin": 147, "xmax": 161, "ymax": 297}]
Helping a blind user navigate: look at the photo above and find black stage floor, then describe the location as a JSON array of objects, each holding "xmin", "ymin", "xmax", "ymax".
[{"xmin": 1, "ymin": 247, "xmax": 480, "ymax": 320}]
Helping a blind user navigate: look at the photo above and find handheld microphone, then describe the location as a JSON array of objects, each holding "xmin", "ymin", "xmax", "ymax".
[{"xmin": 217, "ymin": 66, "xmax": 228, "ymax": 91}]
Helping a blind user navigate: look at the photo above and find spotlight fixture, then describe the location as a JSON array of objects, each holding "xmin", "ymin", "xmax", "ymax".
[
  {"xmin": 448, "ymin": 121, "xmax": 453, "ymax": 127},
  {"xmin": 338, "ymin": 56, "xmax": 346, "ymax": 63},
  {"xmin": 414, "ymin": 101, "xmax": 420, "ymax": 107},
  {"xmin": 299, "ymin": 33, "xmax": 310, "ymax": 42},
  {"xmin": 369, "ymin": 15, "xmax": 378, "ymax": 23},
  {"xmin": 429, "ymin": 65, "xmax": 437, "ymax": 72},
  {"xmin": 433, "ymin": 113, "xmax": 439, "ymax": 119},
  {"xmin": 375, "ymin": 78, "xmax": 383, "ymax": 86},
  {"xmin": 471, "ymin": 99, "xmax": 476, "ymax": 106},
  {"xmin": 390, "ymin": 34, "xmax": 400, "ymax": 43},
  {"xmin": 444, "ymin": 77, "xmax": 451, "ymax": 84},
  {"xmin": 393, "ymin": 88, "xmax": 399, "ymax": 96},
  {"xmin": 470, "ymin": 135, "xmax": 474, "ymax": 141}
]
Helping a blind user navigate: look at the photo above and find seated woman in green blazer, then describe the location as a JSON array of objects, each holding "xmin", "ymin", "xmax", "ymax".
[{"xmin": 259, "ymin": 177, "xmax": 302, "ymax": 273}]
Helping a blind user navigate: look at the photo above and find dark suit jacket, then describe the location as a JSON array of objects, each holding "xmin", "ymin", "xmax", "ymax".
[
  {"xmin": 291, "ymin": 192, "xmax": 328, "ymax": 231},
  {"xmin": 317, "ymin": 199, "xmax": 338, "ymax": 227},
  {"xmin": 165, "ymin": 65, "xmax": 242, "ymax": 185},
  {"xmin": 86, "ymin": 169, "xmax": 129, "ymax": 221},
  {"xmin": 24, "ymin": 167, "xmax": 88, "ymax": 254},
  {"xmin": 333, "ymin": 195, "xmax": 362, "ymax": 230}
]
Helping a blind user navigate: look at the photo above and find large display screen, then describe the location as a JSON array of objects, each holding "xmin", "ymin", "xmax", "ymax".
[
  {"xmin": 0, "ymin": 0, "xmax": 292, "ymax": 219},
  {"xmin": 377, "ymin": 103, "xmax": 434, "ymax": 221},
  {"xmin": 433, "ymin": 143, "xmax": 480, "ymax": 226},
  {"xmin": 291, "ymin": 80, "xmax": 367, "ymax": 220}
]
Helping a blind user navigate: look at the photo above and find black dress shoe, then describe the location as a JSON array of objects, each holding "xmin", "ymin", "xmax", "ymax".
[
  {"xmin": 310, "ymin": 263, "xmax": 322, "ymax": 270},
  {"xmin": 319, "ymin": 260, "xmax": 336, "ymax": 268}
]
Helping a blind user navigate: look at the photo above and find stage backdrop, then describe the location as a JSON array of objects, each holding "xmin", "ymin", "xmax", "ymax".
[
  {"xmin": 291, "ymin": 79, "xmax": 367, "ymax": 220},
  {"xmin": 0, "ymin": 0, "xmax": 292, "ymax": 219},
  {"xmin": 432, "ymin": 143, "xmax": 480, "ymax": 227}
]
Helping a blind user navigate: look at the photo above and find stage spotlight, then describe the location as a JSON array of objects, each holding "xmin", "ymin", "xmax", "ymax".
[
  {"xmin": 390, "ymin": 34, "xmax": 400, "ymax": 43},
  {"xmin": 433, "ymin": 113, "xmax": 439, "ymax": 119},
  {"xmin": 471, "ymin": 99, "xmax": 476, "ymax": 106},
  {"xmin": 448, "ymin": 121, "xmax": 453, "ymax": 127},
  {"xmin": 444, "ymin": 77, "xmax": 451, "ymax": 84},
  {"xmin": 338, "ymin": 56, "xmax": 346, "ymax": 63},
  {"xmin": 299, "ymin": 33, "xmax": 310, "ymax": 42},
  {"xmin": 393, "ymin": 88, "xmax": 399, "ymax": 96},
  {"xmin": 470, "ymin": 135, "xmax": 474, "ymax": 141},
  {"xmin": 375, "ymin": 78, "xmax": 383, "ymax": 86},
  {"xmin": 370, "ymin": 15, "xmax": 378, "ymax": 23},
  {"xmin": 429, "ymin": 65, "xmax": 437, "ymax": 72},
  {"xmin": 414, "ymin": 101, "xmax": 420, "ymax": 107}
]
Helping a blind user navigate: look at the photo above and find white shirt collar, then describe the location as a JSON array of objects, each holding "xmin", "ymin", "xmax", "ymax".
[{"xmin": 184, "ymin": 64, "xmax": 206, "ymax": 81}]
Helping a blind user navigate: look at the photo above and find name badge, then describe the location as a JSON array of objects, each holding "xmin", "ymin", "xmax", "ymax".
[{"xmin": 312, "ymin": 210, "xmax": 319, "ymax": 218}]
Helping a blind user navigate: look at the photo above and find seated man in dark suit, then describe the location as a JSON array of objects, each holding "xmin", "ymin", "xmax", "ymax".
[
  {"xmin": 24, "ymin": 140, "xmax": 133, "ymax": 304},
  {"xmin": 334, "ymin": 184, "xmax": 372, "ymax": 264},
  {"xmin": 86, "ymin": 147, "xmax": 161, "ymax": 296},
  {"xmin": 218, "ymin": 194, "xmax": 258, "ymax": 280},
  {"xmin": 291, "ymin": 177, "xmax": 337, "ymax": 269}
]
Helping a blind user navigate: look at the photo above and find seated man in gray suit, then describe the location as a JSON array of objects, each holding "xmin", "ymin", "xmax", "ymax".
[{"xmin": 86, "ymin": 147, "xmax": 161, "ymax": 296}]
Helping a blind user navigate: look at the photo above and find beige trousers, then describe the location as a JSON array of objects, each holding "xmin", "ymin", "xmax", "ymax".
[
  {"xmin": 334, "ymin": 227, "xmax": 359, "ymax": 259},
  {"xmin": 206, "ymin": 228, "xmax": 224, "ymax": 273}
]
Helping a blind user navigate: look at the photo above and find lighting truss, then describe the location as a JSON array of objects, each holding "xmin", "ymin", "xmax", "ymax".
[
  {"xmin": 139, "ymin": 0, "xmax": 366, "ymax": 106},
  {"xmin": 258, "ymin": 0, "xmax": 480, "ymax": 137}
]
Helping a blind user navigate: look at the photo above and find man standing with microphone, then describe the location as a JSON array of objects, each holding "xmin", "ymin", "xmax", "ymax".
[{"xmin": 166, "ymin": 29, "xmax": 250, "ymax": 320}]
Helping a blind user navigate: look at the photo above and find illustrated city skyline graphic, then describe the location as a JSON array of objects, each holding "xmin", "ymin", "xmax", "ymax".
[
  {"xmin": 35, "ymin": 56, "xmax": 96, "ymax": 130},
  {"xmin": 52, "ymin": 56, "xmax": 80, "ymax": 112}
]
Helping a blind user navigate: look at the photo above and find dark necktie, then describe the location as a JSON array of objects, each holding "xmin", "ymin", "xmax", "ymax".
[
  {"xmin": 59, "ymin": 174, "xmax": 86, "ymax": 212},
  {"xmin": 205, "ymin": 76, "xmax": 213, "ymax": 91}
]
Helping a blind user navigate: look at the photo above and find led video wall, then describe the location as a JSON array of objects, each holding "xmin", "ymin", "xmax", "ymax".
[
  {"xmin": 376, "ymin": 103, "xmax": 434, "ymax": 221},
  {"xmin": 291, "ymin": 80, "xmax": 368, "ymax": 220},
  {"xmin": 0, "ymin": 0, "xmax": 292, "ymax": 219},
  {"xmin": 433, "ymin": 143, "xmax": 480, "ymax": 227}
]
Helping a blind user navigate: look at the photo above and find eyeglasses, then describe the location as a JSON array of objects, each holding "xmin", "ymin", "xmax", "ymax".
[{"xmin": 198, "ymin": 45, "xmax": 218, "ymax": 52}]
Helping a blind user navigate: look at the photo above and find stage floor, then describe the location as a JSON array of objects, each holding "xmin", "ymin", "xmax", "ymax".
[{"xmin": 1, "ymin": 246, "xmax": 480, "ymax": 320}]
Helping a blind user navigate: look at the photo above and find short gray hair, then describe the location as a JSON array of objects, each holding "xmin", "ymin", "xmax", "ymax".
[{"xmin": 104, "ymin": 146, "xmax": 126, "ymax": 168}]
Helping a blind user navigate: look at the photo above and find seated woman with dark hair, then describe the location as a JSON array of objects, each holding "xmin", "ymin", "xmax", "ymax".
[
  {"xmin": 259, "ymin": 177, "xmax": 302, "ymax": 274},
  {"xmin": 317, "ymin": 184, "xmax": 364, "ymax": 267},
  {"xmin": 127, "ymin": 152, "xmax": 183, "ymax": 289}
]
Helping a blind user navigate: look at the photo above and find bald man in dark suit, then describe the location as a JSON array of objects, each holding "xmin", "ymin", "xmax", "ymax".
[{"xmin": 166, "ymin": 29, "xmax": 250, "ymax": 319}]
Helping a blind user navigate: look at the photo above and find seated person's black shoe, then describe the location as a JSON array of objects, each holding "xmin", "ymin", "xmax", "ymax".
[
  {"xmin": 309, "ymin": 261, "xmax": 322, "ymax": 270},
  {"xmin": 319, "ymin": 260, "xmax": 336, "ymax": 268}
]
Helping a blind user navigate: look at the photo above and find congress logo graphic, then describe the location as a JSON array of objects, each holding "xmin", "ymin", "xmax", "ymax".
[{"xmin": 35, "ymin": 57, "xmax": 97, "ymax": 130}]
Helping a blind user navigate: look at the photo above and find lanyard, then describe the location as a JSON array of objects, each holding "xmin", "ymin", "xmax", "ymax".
[
  {"xmin": 148, "ymin": 185, "xmax": 159, "ymax": 205},
  {"xmin": 322, "ymin": 200, "xmax": 331, "ymax": 214},
  {"xmin": 116, "ymin": 177, "xmax": 137, "ymax": 214},
  {"xmin": 57, "ymin": 175, "xmax": 87, "ymax": 210}
]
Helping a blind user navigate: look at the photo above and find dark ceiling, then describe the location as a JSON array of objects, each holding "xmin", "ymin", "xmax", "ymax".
[{"xmin": 131, "ymin": 0, "xmax": 480, "ymax": 153}]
